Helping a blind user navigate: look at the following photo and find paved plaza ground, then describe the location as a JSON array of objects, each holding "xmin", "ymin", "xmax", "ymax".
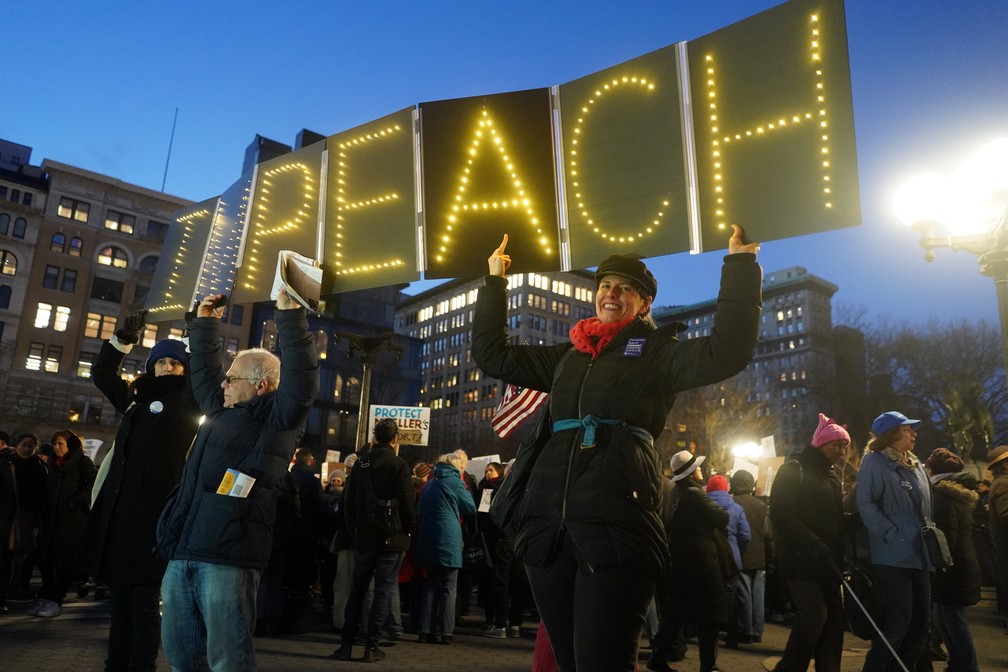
[{"xmin": 1, "ymin": 586, "xmax": 1005, "ymax": 671}]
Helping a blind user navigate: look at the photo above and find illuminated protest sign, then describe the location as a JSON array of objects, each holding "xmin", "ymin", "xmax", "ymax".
[
  {"xmin": 558, "ymin": 44, "xmax": 692, "ymax": 271},
  {"xmin": 231, "ymin": 141, "xmax": 325, "ymax": 306},
  {"xmin": 420, "ymin": 88, "xmax": 561, "ymax": 279},
  {"xmin": 148, "ymin": 0, "xmax": 858, "ymax": 307},
  {"xmin": 146, "ymin": 196, "xmax": 219, "ymax": 321},
  {"xmin": 688, "ymin": 0, "xmax": 859, "ymax": 250},
  {"xmin": 322, "ymin": 107, "xmax": 420, "ymax": 294}
]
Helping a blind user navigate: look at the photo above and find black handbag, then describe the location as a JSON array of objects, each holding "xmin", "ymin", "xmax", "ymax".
[
  {"xmin": 842, "ymin": 565, "xmax": 877, "ymax": 640},
  {"xmin": 6, "ymin": 464, "xmax": 36, "ymax": 555},
  {"xmin": 922, "ymin": 524, "xmax": 953, "ymax": 571},
  {"xmin": 489, "ymin": 404, "xmax": 551, "ymax": 538}
]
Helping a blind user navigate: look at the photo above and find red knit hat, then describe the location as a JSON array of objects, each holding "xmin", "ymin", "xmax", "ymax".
[{"xmin": 706, "ymin": 474, "xmax": 729, "ymax": 493}]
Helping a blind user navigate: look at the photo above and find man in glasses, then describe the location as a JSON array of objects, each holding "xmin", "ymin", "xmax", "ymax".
[{"xmin": 155, "ymin": 288, "xmax": 319, "ymax": 672}]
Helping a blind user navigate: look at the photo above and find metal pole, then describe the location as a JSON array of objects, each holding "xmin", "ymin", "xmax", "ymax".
[{"xmin": 355, "ymin": 353, "xmax": 375, "ymax": 451}]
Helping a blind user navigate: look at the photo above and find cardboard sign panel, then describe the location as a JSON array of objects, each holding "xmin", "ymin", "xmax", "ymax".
[
  {"xmin": 420, "ymin": 88, "xmax": 561, "ymax": 279},
  {"xmin": 145, "ymin": 196, "xmax": 219, "ymax": 321},
  {"xmin": 231, "ymin": 141, "xmax": 325, "ymax": 306},
  {"xmin": 688, "ymin": 0, "xmax": 860, "ymax": 251},
  {"xmin": 196, "ymin": 171, "xmax": 255, "ymax": 301},
  {"xmin": 322, "ymin": 107, "xmax": 420, "ymax": 295},
  {"xmin": 558, "ymin": 44, "xmax": 692, "ymax": 271}
]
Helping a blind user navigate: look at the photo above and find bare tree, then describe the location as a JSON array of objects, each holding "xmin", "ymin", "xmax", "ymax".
[
  {"xmin": 669, "ymin": 379, "xmax": 774, "ymax": 473},
  {"xmin": 862, "ymin": 318, "xmax": 1006, "ymax": 460}
]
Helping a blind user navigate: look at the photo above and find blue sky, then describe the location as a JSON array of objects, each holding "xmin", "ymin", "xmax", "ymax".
[{"xmin": 5, "ymin": 0, "xmax": 1008, "ymax": 325}]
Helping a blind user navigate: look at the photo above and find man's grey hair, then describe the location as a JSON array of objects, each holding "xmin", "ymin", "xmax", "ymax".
[
  {"xmin": 236, "ymin": 348, "xmax": 280, "ymax": 390},
  {"xmin": 452, "ymin": 449, "xmax": 468, "ymax": 468}
]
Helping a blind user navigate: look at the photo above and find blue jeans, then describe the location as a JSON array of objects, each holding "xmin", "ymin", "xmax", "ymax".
[
  {"xmin": 933, "ymin": 602, "xmax": 979, "ymax": 672},
  {"xmin": 341, "ymin": 550, "xmax": 403, "ymax": 648},
  {"xmin": 735, "ymin": 569, "xmax": 766, "ymax": 638},
  {"xmin": 421, "ymin": 566, "xmax": 459, "ymax": 637},
  {"xmin": 161, "ymin": 560, "xmax": 260, "ymax": 672}
]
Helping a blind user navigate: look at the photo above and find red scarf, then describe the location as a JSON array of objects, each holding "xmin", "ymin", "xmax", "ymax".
[{"xmin": 569, "ymin": 317, "xmax": 634, "ymax": 359}]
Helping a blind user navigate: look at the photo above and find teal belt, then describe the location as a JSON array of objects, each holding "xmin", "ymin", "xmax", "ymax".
[{"xmin": 552, "ymin": 415, "xmax": 653, "ymax": 449}]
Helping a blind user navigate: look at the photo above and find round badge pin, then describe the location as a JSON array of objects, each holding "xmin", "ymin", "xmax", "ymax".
[{"xmin": 150, "ymin": 400, "xmax": 164, "ymax": 414}]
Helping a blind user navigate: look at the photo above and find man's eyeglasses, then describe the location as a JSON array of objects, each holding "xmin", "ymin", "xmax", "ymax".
[{"xmin": 223, "ymin": 375, "xmax": 258, "ymax": 385}]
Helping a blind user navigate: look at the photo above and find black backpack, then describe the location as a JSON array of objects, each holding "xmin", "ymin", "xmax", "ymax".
[{"xmin": 356, "ymin": 448, "xmax": 402, "ymax": 539}]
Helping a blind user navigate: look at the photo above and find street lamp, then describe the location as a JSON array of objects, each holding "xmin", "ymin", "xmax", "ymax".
[{"xmin": 895, "ymin": 138, "xmax": 1008, "ymax": 383}]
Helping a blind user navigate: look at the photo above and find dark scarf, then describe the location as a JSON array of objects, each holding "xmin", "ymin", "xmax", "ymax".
[{"xmin": 568, "ymin": 316, "xmax": 634, "ymax": 359}]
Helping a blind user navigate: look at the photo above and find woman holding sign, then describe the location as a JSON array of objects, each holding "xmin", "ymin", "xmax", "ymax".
[{"xmin": 471, "ymin": 228, "xmax": 762, "ymax": 672}]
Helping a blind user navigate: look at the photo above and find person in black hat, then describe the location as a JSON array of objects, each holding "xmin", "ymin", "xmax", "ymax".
[
  {"xmin": 472, "ymin": 226, "xmax": 762, "ymax": 672},
  {"xmin": 77, "ymin": 310, "xmax": 202, "ymax": 672}
]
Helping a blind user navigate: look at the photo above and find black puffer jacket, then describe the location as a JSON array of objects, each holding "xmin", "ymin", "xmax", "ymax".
[
  {"xmin": 78, "ymin": 341, "xmax": 201, "ymax": 586},
  {"xmin": 471, "ymin": 254, "xmax": 761, "ymax": 580},
  {"xmin": 154, "ymin": 309, "xmax": 319, "ymax": 569},
  {"xmin": 769, "ymin": 446, "xmax": 845, "ymax": 584},
  {"xmin": 931, "ymin": 474, "xmax": 982, "ymax": 606}
]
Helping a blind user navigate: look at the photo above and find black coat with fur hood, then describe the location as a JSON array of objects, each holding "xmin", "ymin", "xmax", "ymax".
[{"xmin": 931, "ymin": 473, "xmax": 982, "ymax": 606}]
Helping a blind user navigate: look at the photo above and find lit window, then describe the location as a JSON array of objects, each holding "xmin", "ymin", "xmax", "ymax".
[
  {"xmin": 1, "ymin": 249, "xmax": 16, "ymax": 275},
  {"xmin": 97, "ymin": 246, "xmax": 128, "ymax": 268},
  {"xmin": 44, "ymin": 346, "xmax": 62, "ymax": 373},
  {"xmin": 104, "ymin": 210, "xmax": 136, "ymax": 234},
  {"xmin": 50, "ymin": 233, "xmax": 66, "ymax": 253},
  {"xmin": 34, "ymin": 302, "xmax": 53, "ymax": 328},
  {"xmin": 53, "ymin": 306, "xmax": 71, "ymax": 332},
  {"xmin": 58, "ymin": 197, "xmax": 90, "ymax": 223},
  {"xmin": 84, "ymin": 312, "xmax": 117, "ymax": 339},
  {"xmin": 68, "ymin": 237, "xmax": 83, "ymax": 257},
  {"xmin": 26, "ymin": 342, "xmax": 44, "ymax": 370},
  {"xmin": 142, "ymin": 324, "xmax": 158, "ymax": 348},
  {"xmin": 77, "ymin": 352, "xmax": 95, "ymax": 378}
]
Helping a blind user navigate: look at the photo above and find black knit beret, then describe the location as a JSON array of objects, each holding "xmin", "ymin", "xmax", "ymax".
[{"xmin": 594, "ymin": 254, "xmax": 658, "ymax": 299}]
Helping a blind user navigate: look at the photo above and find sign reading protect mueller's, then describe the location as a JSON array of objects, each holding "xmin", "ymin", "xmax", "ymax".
[{"xmin": 369, "ymin": 405, "xmax": 431, "ymax": 446}]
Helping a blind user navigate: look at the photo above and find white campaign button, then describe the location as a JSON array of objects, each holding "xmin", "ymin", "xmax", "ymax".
[{"xmin": 150, "ymin": 400, "xmax": 164, "ymax": 414}]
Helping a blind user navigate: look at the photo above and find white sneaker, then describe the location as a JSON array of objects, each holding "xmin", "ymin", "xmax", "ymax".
[
  {"xmin": 508, "ymin": 626, "xmax": 521, "ymax": 638},
  {"xmin": 483, "ymin": 625, "xmax": 506, "ymax": 639},
  {"xmin": 36, "ymin": 600, "xmax": 63, "ymax": 618}
]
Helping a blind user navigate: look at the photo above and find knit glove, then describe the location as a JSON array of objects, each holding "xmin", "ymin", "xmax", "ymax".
[
  {"xmin": 182, "ymin": 300, "xmax": 200, "ymax": 336},
  {"xmin": 115, "ymin": 310, "xmax": 147, "ymax": 345}
]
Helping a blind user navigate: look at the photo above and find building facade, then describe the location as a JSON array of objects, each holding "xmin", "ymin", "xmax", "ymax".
[
  {"xmin": 395, "ymin": 270, "xmax": 596, "ymax": 455},
  {"xmin": 655, "ymin": 265, "xmax": 842, "ymax": 455}
]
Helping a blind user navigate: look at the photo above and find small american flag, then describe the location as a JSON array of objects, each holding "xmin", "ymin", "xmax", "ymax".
[{"xmin": 492, "ymin": 384, "xmax": 549, "ymax": 439}]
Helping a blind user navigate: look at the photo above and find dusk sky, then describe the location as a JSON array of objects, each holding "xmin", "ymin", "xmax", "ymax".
[{"xmin": 5, "ymin": 0, "xmax": 1007, "ymax": 326}]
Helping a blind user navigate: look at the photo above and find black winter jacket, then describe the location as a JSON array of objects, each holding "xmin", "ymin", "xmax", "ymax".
[
  {"xmin": 471, "ymin": 254, "xmax": 761, "ymax": 580},
  {"xmin": 38, "ymin": 447, "xmax": 97, "ymax": 566},
  {"xmin": 769, "ymin": 446, "xmax": 845, "ymax": 584},
  {"xmin": 665, "ymin": 478, "xmax": 731, "ymax": 621},
  {"xmin": 78, "ymin": 341, "xmax": 201, "ymax": 586},
  {"xmin": 931, "ymin": 474, "xmax": 981, "ymax": 606},
  {"xmin": 154, "ymin": 309, "xmax": 318, "ymax": 569},
  {"xmin": 343, "ymin": 443, "xmax": 416, "ymax": 553}
]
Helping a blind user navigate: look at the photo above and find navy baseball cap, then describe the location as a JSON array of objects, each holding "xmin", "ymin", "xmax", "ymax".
[{"xmin": 871, "ymin": 411, "xmax": 921, "ymax": 436}]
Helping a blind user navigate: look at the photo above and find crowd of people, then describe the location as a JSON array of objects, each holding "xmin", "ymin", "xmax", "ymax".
[{"xmin": 1, "ymin": 231, "xmax": 1007, "ymax": 672}]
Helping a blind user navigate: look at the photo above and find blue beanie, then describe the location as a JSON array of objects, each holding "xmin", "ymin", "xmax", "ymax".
[{"xmin": 146, "ymin": 339, "xmax": 189, "ymax": 373}]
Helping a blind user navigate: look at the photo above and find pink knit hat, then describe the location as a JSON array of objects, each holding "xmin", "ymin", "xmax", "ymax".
[
  {"xmin": 706, "ymin": 474, "xmax": 729, "ymax": 493},
  {"xmin": 811, "ymin": 413, "xmax": 850, "ymax": 448}
]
